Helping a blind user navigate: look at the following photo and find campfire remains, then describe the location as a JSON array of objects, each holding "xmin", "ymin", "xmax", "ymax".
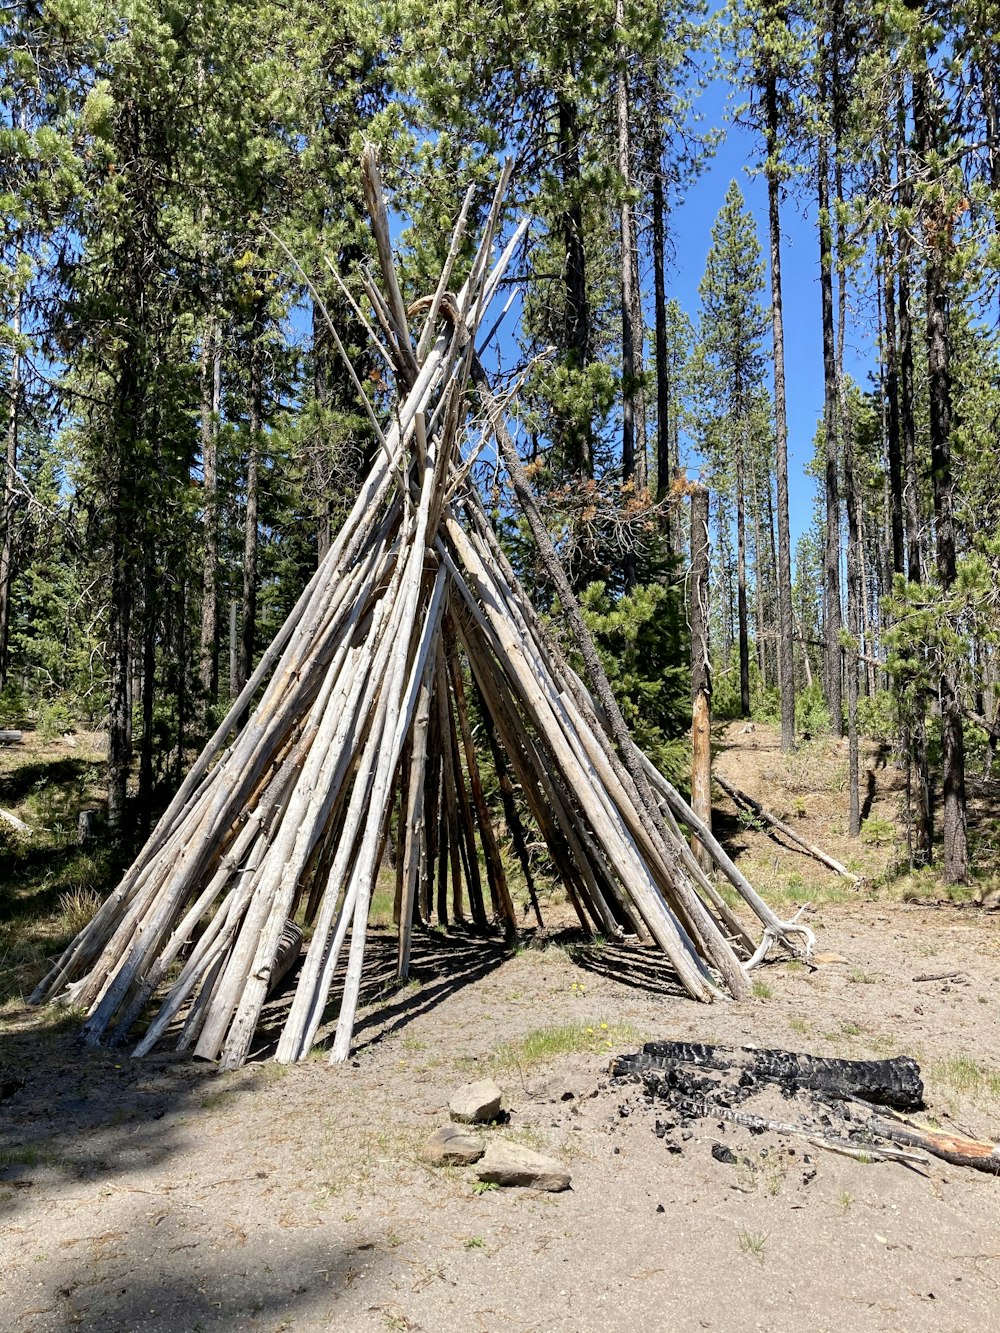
[
  {"xmin": 612, "ymin": 1042, "xmax": 1000, "ymax": 1174},
  {"xmin": 30, "ymin": 152, "xmax": 814, "ymax": 1067}
]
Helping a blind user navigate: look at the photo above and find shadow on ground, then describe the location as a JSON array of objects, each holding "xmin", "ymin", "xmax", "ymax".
[{"xmin": 0, "ymin": 924, "xmax": 519, "ymax": 1225}]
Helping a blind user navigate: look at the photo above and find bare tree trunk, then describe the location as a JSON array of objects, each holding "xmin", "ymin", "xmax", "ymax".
[
  {"xmin": 138, "ymin": 548, "xmax": 157, "ymax": 829},
  {"xmin": 844, "ymin": 413, "xmax": 861, "ymax": 838},
  {"xmin": 764, "ymin": 74, "xmax": 795, "ymax": 754},
  {"xmin": 0, "ymin": 289, "xmax": 21, "ymax": 690},
  {"xmin": 690, "ymin": 486, "xmax": 712, "ymax": 871},
  {"xmin": 616, "ymin": 0, "xmax": 639, "ymax": 589},
  {"xmin": 239, "ymin": 317, "xmax": 263, "ymax": 695},
  {"xmin": 557, "ymin": 92, "xmax": 592, "ymax": 478},
  {"xmin": 652, "ymin": 168, "xmax": 672, "ymax": 546},
  {"xmin": 817, "ymin": 45, "xmax": 842, "ymax": 736},
  {"xmin": 897, "ymin": 92, "xmax": 922, "ymax": 586},
  {"xmin": 736, "ymin": 441, "xmax": 751, "ymax": 719},
  {"xmin": 229, "ymin": 600, "xmax": 238, "ymax": 701},
  {"xmin": 914, "ymin": 63, "xmax": 968, "ymax": 884},
  {"xmin": 881, "ymin": 237, "xmax": 905, "ymax": 577},
  {"xmin": 198, "ymin": 320, "xmax": 221, "ymax": 711}
]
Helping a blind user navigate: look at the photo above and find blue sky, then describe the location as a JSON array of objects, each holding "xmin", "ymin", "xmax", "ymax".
[{"xmin": 665, "ymin": 80, "xmax": 864, "ymax": 552}]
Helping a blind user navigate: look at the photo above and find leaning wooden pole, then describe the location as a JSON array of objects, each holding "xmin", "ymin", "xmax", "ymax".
[{"xmin": 689, "ymin": 483, "xmax": 713, "ymax": 874}]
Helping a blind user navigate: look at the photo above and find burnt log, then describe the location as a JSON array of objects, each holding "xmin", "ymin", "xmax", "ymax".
[{"xmin": 612, "ymin": 1040, "xmax": 924, "ymax": 1112}]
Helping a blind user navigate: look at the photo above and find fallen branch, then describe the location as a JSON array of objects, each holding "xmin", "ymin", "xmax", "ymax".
[
  {"xmin": 867, "ymin": 1115, "xmax": 1000, "ymax": 1175},
  {"xmin": 0, "ymin": 808, "xmax": 32, "ymax": 836},
  {"xmin": 715, "ymin": 774, "xmax": 861, "ymax": 884}
]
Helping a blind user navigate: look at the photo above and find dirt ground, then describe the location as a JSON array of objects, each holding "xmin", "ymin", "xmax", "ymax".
[{"xmin": 2, "ymin": 726, "xmax": 999, "ymax": 1333}]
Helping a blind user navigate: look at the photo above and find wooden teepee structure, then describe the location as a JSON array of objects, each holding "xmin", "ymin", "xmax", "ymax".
[{"xmin": 31, "ymin": 152, "xmax": 813, "ymax": 1069}]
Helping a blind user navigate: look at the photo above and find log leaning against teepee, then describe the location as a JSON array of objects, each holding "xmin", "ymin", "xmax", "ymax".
[{"xmin": 31, "ymin": 150, "xmax": 814, "ymax": 1068}]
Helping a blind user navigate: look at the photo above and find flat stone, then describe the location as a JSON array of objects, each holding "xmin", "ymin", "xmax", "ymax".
[
  {"xmin": 449, "ymin": 1078, "xmax": 503, "ymax": 1124},
  {"xmin": 476, "ymin": 1141, "xmax": 571, "ymax": 1192},
  {"xmin": 422, "ymin": 1124, "xmax": 485, "ymax": 1166}
]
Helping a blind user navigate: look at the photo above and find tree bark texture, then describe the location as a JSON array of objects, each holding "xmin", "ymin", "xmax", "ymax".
[
  {"xmin": 914, "ymin": 63, "xmax": 969, "ymax": 883},
  {"xmin": 817, "ymin": 47, "xmax": 843, "ymax": 736},
  {"xmin": 689, "ymin": 485, "xmax": 712, "ymax": 872}
]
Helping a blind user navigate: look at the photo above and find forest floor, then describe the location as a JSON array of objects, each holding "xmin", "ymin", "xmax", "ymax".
[{"xmin": 1, "ymin": 723, "xmax": 999, "ymax": 1333}]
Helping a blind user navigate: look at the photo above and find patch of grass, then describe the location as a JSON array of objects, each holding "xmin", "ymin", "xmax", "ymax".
[
  {"xmin": 839, "ymin": 1190, "xmax": 853, "ymax": 1211},
  {"xmin": 57, "ymin": 887, "xmax": 103, "ymax": 936},
  {"xmin": 472, "ymin": 1180, "xmax": 498, "ymax": 1195},
  {"xmin": 200, "ymin": 1086, "xmax": 241, "ymax": 1112},
  {"xmin": 490, "ymin": 1020, "xmax": 640, "ymax": 1071},
  {"xmin": 368, "ymin": 874, "xmax": 397, "ymax": 928},
  {"xmin": 847, "ymin": 968, "xmax": 879, "ymax": 985},
  {"xmin": 737, "ymin": 1229, "xmax": 767, "ymax": 1261},
  {"xmin": 464, "ymin": 1236, "xmax": 486, "ymax": 1249},
  {"xmin": 930, "ymin": 1056, "xmax": 1000, "ymax": 1104},
  {"xmin": 789, "ymin": 1015, "xmax": 812, "ymax": 1035},
  {"xmin": 750, "ymin": 978, "xmax": 772, "ymax": 1000},
  {"xmin": 0, "ymin": 1146, "xmax": 40, "ymax": 1169}
]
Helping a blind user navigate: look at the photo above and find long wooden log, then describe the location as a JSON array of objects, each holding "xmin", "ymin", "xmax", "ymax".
[{"xmin": 715, "ymin": 773, "xmax": 861, "ymax": 884}]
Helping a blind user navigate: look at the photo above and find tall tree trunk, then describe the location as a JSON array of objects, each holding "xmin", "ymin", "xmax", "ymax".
[
  {"xmin": 736, "ymin": 439, "xmax": 751, "ymax": 718},
  {"xmin": 897, "ymin": 93, "xmax": 922, "ymax": 586},
  {"xmin": 615, "ymin": 0, "xmax": 638, "ymax": 588},
  {"xmin": 0, "ymin": 288, "xmax": 21, "ymax": 690},
  {"xmin": 652, "ymin": 167, "xmax": 672, "ymax": 548},
  {"xmin": 843, "ymin": 410, "xmax": 861, "ymax": 837},
  {"xmin": 766, "ymin": 66, "xmax": 796, "ymax": 750},
  {"xmin": 557, "ymin": 92, "xmax": 592, "ymax": 477},
  {"xmin": 198, "ymin": 320, "xmax": 221, "ymax": 711},
  {"xmin": 239, "ymin": 314, "xmax": 263, "ymax": 694},
  {"xmin": 749, "ymin": 449, "xmax": 766, "ymax": 685},
  {"xmin": 914, "ymin": 63, "xmax": 968, "ymax": 883},
  {"xmin": 881, "ymin": 242, "xmax": 905, "ymax": 576},
  {"xmin": 138, "ymin": 547, "xmax": 157, "ymax": 828},
  {"xmin": 690, "ymin": 485, "xmax": 712, "ymax": 871},
  {"xmin": 817, "ymin": 42, "xmax": 843, "ymax": 735}
]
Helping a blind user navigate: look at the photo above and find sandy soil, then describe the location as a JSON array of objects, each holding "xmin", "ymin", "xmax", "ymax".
[{"xmin": 2, "ymin": 727, "xmax": 999, "ymax": 1333}]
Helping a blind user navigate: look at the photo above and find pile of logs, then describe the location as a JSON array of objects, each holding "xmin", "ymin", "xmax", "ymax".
[{"xmin": 31, "ymin": 152, "xmax": 813, "ymax": 1068}]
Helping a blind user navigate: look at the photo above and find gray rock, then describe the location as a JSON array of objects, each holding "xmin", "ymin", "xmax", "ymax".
[
  {"xmin": 449, "ymin": 1078, "xmax": 503, "ymax": 1124},
  {"xmin": 422, "ymin": 1124, "xmax": 486, "ymax": 1166},
  {"xmin": 476, "ymin": 1141, "xmax": 571, "ymax": 1192}
]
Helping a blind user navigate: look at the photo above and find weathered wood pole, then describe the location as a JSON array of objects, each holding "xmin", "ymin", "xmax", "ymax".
[{"xmin": 690, "ymin": 484, "xmax": 713, "ymax": 872}]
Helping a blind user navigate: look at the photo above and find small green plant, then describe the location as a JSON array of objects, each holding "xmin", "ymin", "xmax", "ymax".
[
  {"xmin": 472, "ymin": 1180, "xmax": 498, "ymax": 1195},
  {"xmin": 839, "ymin": 1191, "xmax": 853, "ymax": 1211},
  {"xmin": 848, "ymin": 968, "xmax": 878, "ymax": 985},
  {"xmin": 737, "ymin": 1229, "xmax": 767, "ymax": 1261},
  {"xmin": 795, "ymin": 683, "xmax": 831, "ymax": 736},
  {"xmin": 464, "ymin": 1236, "xmax": 486, "ymax": 1249},
  {"xmin": 789, "ymin": 1015, "xmax": 812, "ymax": 1035},
  {"xmin": 750, "ymin": 978, "xmax": 772, "ymax": 1000},
  {"xmin": 737, "ymin": 808, "xmax": 766, "ymax": 833},
  {"xmin": 36, "ymin": 698, "xmax": 76, "ymax": 740},
  {"xmin": 860, "ymin": 817, "xmax": 895, "ymax": 847}
]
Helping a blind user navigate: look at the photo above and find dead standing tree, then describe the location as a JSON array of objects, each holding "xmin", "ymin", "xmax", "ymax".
[{"xmin": 31, "ymin": 153, "xmax": 814, "ymax": 1068}]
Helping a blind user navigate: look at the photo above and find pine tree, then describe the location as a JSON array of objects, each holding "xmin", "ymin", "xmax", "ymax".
[{"xmin": 696, "ymin": 182, "xmax": 772, "ymax": 718}]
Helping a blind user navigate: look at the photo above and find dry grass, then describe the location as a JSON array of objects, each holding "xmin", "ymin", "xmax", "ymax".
[{"xmin": 489, "ymin": 1020, "xmax": 642, "ymax": 1072}]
